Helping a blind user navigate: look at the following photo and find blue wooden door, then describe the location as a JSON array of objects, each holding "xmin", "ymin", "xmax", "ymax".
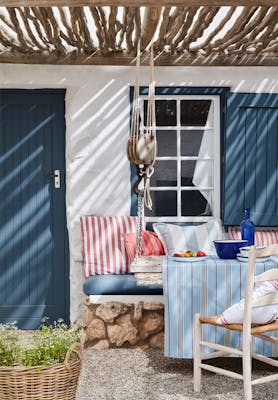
[
  {"xmin": 224, "ymin": 93, "xmax": 278, "ymax": 226},
  {"xmin": 0, "ymin": 89, "xmax": 69, "ymax": 329}
]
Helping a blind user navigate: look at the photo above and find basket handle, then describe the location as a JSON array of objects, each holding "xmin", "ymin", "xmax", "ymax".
[{"xmin": 64, "ymin": 342, "xmax": 83, "ymax": 371}]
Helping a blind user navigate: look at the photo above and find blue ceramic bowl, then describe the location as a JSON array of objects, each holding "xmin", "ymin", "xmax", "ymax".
[{"xmin": 214, "ymin": 239, "xmax": 248, "ymax": 259}]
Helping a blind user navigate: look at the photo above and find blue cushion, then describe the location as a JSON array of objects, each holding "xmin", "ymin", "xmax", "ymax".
[{"xmin": 83, "ymin": 274, "xmax": 163, "ymax": 295}]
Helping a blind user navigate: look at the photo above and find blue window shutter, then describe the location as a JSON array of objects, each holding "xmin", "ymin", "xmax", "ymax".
[{"xmin": 224, "ymin": 93, "xmax": 278, "ymax": 226}]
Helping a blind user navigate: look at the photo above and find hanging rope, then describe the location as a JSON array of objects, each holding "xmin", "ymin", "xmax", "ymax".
[
  {"xmin": 126, "ymin": 40, "xmax": 156, "ymax": 211},
  {"xmin": 135, "ymin": 189, "xmax": 144, "ymax": 260}
]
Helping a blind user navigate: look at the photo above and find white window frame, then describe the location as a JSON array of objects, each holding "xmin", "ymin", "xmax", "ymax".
[{"xmin": 140, "ymin": 94, "xmax": 221, "ymax": 223}]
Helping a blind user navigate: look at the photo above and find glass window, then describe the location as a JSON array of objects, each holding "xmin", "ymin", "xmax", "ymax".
[
  {"xmin": 180, "ymin": 100, "xmax": 211, "ymax": 126},
  {"xmin": 157, "ymin": 130, "xmax": 177, "ymax": 156},
  {"xmin": 181, "ymin": 129, "xmax": 214, "ymax": 157},
  {"xmin": 181, "ymin": 160, "xmax": 213, "ymax": 187},
  {"xmin": 140, "ymin": 94, "xmax": 219, "ymax": 221},
  {"xmin": 152, "ymin": 160, "xmax": 177, "ymax": 187},
  {"xmin": 144, "ymin": 100, "xmax": 176, "ymax": 126},
  {"xmin": 181, "ymin": 130, "xmax": 203, "ymax": 157},
  {"xmin": 145, "ymin": 191, "xmax": 177, "ymax": 217},
  {"xmin": 181, "ymin": 190, "xmax": 212, "ymax": 216}
]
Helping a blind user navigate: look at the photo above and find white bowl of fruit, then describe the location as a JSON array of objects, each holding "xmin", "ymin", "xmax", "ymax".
[{"xmin": 173, "ymin": 249, "xmax": 206, "ymax": 258}]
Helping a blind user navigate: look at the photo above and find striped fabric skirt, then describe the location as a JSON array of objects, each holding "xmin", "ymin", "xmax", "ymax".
[{"xmin": 163, "ymin": 255, "xmax": 278, "ymax": 358}]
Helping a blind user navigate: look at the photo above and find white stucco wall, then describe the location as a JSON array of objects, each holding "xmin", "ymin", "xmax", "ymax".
[{"xmin": 1, "ymin": 64, "xmax": 278, "ymax": 323}]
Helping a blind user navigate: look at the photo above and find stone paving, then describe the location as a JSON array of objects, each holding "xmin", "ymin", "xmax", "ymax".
[{"xmin": 76, "ymin": 348, "xmax": 277, "ymax": 400}]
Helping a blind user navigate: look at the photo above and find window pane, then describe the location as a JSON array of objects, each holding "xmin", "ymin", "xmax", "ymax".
[
  {"xmin": 181, "ymin": 129, "xmax": 214, "ymax": 156},
  {"xmin": 152, "ymin": 160, "xmax": 177, "ymax": 186},
  {"xmin": 180, "ymin": 100, "xmax": 211, "ymax": 126},
  {"xmin": 144, "ymin": 100, "xmax": 176, "ymax": 126},
  {"xmin": 181, "ymin": 160, "xmax": 213, "ymax": 187},
  {"xmin": 181, "ymin": 190, "xmax": 212, "ymax": 216},
  {"xmin": 181, "ymin": 130, "xmax": 203, "ymax": 156},
  {"xmin": 145, "ymin": 191, "xmax": 177, "ymax": 216},
  {"xmin": 157, "ymin": 130, "xmax": 177, "ymax": 156}
]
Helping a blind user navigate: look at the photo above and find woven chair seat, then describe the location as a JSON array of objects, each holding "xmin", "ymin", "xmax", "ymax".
[{"xmin": 199, "ymin": 315, "xmax": 278, "ymax": 334}]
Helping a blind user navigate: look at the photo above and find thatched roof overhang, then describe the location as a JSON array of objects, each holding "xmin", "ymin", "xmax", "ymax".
[{"xmin": 0, "ymin": 1, "xmax": 277, "ymax": 65}]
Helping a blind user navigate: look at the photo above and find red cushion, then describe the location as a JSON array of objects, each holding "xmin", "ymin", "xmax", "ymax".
[
  {"xmin": 228, "ymin": 227, "xmax": 278, "ymax": 246},
  {"xmin": 80, "ymin": 216, "xmax": 140, "ymax": 277},
  {"xmin": 123, "ymin": 231, "xmax": 165, "ymax": 263}
]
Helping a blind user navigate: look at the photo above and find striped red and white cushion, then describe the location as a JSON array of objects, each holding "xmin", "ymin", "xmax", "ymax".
[
  {"xmin": 228, "ymin": 227, "xmax": 278, "ymax": 246},
  {"xmin": 80, "ymin": 216, "xmax": 140, "ymax": 277},
  {"xmin": 123, "ymin": 231, "xmax": 165, "ymax": 263}
]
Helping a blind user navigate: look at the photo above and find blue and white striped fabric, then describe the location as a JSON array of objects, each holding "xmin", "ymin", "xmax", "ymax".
[
  {"xmin": 153, "ymin": 219, "xmax": 225, "ymax": 256},
  {"xmin": 163, "ymin": 256, "xmax": 278, "ymax": 359}
]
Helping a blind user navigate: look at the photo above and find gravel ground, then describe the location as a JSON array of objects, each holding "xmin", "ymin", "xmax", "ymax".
[{"xmin": 76, "ymin": 349, "xmax": 277, "ymax": 400}]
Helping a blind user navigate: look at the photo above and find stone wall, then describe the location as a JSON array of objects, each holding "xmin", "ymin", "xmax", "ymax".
[{"xmin": 83, "ymin": 297, "xmax": 164, "ymax": 350}]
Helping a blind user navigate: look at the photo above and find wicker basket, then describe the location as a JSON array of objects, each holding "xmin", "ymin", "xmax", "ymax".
[{"xmin": 0, "ymin": 342, "xmax": 82, "ymax": 400}]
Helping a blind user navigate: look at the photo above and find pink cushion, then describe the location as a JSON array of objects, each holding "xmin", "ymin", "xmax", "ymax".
[
  {"xmin": 228, "ymin": 227, "xmax": 278, "ymax": 246},
  {"xmin": 123, "ymin": 231, "xmax": 165, "ymax": 263},
  {"xmin": 80, "ymin": 216, "xmax": 140, "ymax": 277}
]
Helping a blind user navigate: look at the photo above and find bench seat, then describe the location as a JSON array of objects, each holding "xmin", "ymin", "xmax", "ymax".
[{"xmin": 83, "ymin": 274, "xmax": 163, "ymax": 295}]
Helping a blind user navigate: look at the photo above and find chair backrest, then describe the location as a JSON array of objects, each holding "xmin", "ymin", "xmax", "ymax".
[{"xmin": 243, "ymin": 244, "xmax": 278, "ymax": 331}]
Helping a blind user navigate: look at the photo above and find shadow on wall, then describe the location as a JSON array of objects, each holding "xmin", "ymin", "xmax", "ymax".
[
  {"xmin": 68, "ymin": 79, "xmax": 131, "ymax": 218},
  {"xmin": 67, "ymin": 79, "xmax": 133, "ymax": 268}
]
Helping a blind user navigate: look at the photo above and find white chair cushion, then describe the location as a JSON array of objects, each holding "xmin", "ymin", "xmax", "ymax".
[{"xmin": 217, "ymin": 281, "xmax": 278, "ymax": 325}]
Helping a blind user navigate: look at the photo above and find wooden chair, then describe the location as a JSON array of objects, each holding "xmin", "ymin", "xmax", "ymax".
[{"xmin": 193, "ymin": 244, "xmax": 278, "ymax": 400}]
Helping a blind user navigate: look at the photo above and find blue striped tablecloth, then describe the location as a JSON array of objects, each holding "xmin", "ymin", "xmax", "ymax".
[{"xmin": 163, "ymin": 255, "xmax": 278, "ymax": 359}]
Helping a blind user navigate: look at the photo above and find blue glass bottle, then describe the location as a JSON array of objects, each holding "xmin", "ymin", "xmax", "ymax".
[{"xmin": 240, "ymin": 208, "xmax": 255, "ymax": 246}]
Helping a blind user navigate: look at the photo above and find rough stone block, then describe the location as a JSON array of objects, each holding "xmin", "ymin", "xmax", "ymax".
[
  {"xmin": 150, "ymin": 332, "xmax": 164, "ymax": 349},
  {"xmin": 83, "ymin": 308, "xmax": 94, "ymax": 328},
  {"xmin": 92, "ymin": 340, "xmax": 110, "ymax": 350},
  {"xmin": 140, "ymin": 311, "xmax": 164, "ymax": 339},
  {"xmin": 107, "ymin": 314, "xmax": 138, "ymax": 346},
  {"xmin": 87, "ymin": 318, "xmax": 106, "ymax": 341},
  {"xmin": 143, "ymin": 302, "xmax": 164, "ymax": 311},
  {"xmin": 133, "ymin": 302, "xmax": 143, "ymax": 321},
  {"xmin": 95, "ymin": 302, "xmax": 128, "ymax": 323},
  {"xmin": 130, "ymin": 343, "xmax": 150, "ymax": 350}
]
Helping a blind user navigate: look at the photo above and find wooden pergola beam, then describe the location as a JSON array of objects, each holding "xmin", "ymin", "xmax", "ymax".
[
  {"xmin": 0, "ymin": 1, "xmax": 277, "ymax": 6},
  {"xmin": 0, "ymin": 50, "xmax": 277, "ymax": 66}
]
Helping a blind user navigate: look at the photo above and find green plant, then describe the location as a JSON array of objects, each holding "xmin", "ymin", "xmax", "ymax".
[
  {"xmin": 0, "ymin": 319, "xmax": 82, "ymax": 367},
  {"xmin": 0, "ymin": 322, "xmax": 20, "ymax": 366}
]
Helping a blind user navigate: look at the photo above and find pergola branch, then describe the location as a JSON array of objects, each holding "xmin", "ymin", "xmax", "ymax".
[
  {"xmin": 170, "ymin": 7, "xmax": 196, "ymax": 51},
  {"xmin": 141, "ymin": 6, "xmax": 161, "ymax": 49},
  {"xmin": 18, "ymin": 7, "xmax": 46, "ymax": 50},
  {"xmin": 154, "ymin": 6, "xmax": 171, "ymax": 51},
  {"xmin": 190, "ymin": 6, "xmax": 235, "ymax": 52},
  {"xmin": 0, "ymin": 4, "xmax": 276, "ymax": 65},
  {"xmin": 125, "ymin": 7, "xmax": 136, "ymax": 52},
  {"xmin": 0, "ymin": 1, "xmax": 277, "ymax": 6},
  {"xmin": 165, "ymin": 6, "xmax": 189, "ymax": 50}
]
